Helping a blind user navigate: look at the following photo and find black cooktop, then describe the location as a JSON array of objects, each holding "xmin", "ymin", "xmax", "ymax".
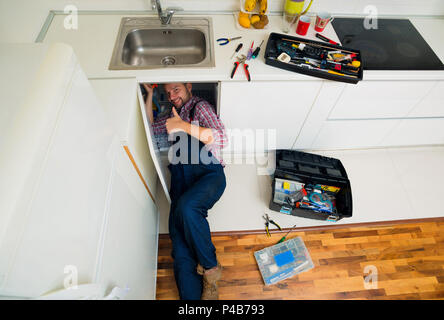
[{"xmin": 332, "ymin": 18, "xmax": 444, "ymax": 70}]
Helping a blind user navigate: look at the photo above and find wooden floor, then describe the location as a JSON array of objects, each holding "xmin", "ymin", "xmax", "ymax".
[{"xmin": 156, "ymin": 219, "xmax": 444, "ymax": 300}]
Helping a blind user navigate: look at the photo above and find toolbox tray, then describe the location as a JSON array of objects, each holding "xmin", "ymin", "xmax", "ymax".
[
  {"xmin": 264, "ymin": 32, "xmax": 363, "ymax": 84},
  {"xmin": 269, "ymin": 150, "xmax": 353, "ymax": 221}
]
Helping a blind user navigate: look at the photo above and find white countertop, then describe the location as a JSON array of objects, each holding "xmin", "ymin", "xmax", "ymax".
[{"xmin": 41, "ymin": 12, "xmax": 444, "ymax": 81}]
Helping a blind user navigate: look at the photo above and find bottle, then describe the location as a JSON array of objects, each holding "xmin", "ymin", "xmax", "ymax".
[
  {"xmin": 283, "ymin": 0, "xmax": 314, "ymax": 24},
  {"xmin": 283, "ymin": 0, "xmax": 313, "ymax": 33},
  {"xmin": 284, "ymin": 0, "xmax": 306, "ymax": 18}
]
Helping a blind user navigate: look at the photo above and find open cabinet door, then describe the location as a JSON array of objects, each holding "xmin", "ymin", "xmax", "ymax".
[{"xmin": 137, "ymin": 84, "xmax": 172, "ymax": 204}]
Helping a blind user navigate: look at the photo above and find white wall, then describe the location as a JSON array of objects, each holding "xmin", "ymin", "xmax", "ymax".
[{"xmin": 1, "ymin": 0, "xmax": 443, "ymax": 43}]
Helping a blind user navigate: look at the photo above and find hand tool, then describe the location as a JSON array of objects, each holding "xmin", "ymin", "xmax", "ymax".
[
  {"xmin": 285, "ymin": 188, "xmax": 307, "ymax": 207},
  {"xmin": 230, "ymin": 55, "xmax": 243, "ymax": 78},
  {"xmin": 276, "ymin": 40, "xmax": 302, "ymax": 59},
  {"xmin": 243, "ymin": 63, "xmax": 251, "ymax": 81},
  {"xmin": 277, "ymin": 225, "xmax": 297, "ymax": 244},
  {"xmin": 296, "ymin": 200, "xmax": 334, "ymax": 213},
  {"xmin": 230, "ymin": 43, "xmax": 243, "ymax": 59},
  {"xmin": 252, "ymin": 40, "xmax": 264, "ymax": 59},
  {"xmin": 325, "ymin": 69, "xmax": 357, "ymax": 78},
  {"xmin": 216, "ymin": 36, "xmax": 242, "ymax": 45},
  {"xmin": 230, "ymin": 54, "xmax": 251, "ymax": 81},
  {"xmin": 263, "ymin": 214, "xmax": 282, "ymax": 237},
  {"xmin": 291, "ymin": 62, "xmax": 358, "ymax": 78},
  {"xmin": 351, "ymin": 60, "xmax": 361, "ymax": 68},
  {"xmin": 246, "ymin": 41, "xmax": 254, "ymax": 60},
  {"xmin": 277, "ymin": 40, "xmax": 329, "ymax": 60},
  {"xmin": 315, "ymin": 33, "xmax": 339, "ymax": 45},
  {"xmin": 282, "ymin": 38, "xmax": 357, "ymax": 54},
  {"xmin": 320, "ymin": 59, "xmax": 359, "ymax": 75},
  {"xmin": 291, "ymin": 55, "xmax": 359, "ymax": 73}
]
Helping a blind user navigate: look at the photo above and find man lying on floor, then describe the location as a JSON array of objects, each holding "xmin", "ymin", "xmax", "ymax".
[{"xmin": 143, "ymin": 82, "xmax": 228, "ymax": 300}]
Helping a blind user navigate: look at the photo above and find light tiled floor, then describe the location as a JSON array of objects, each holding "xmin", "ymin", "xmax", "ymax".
[{"xmin": 156, "ymin": 146, "xmax": 444, "ymax": 234}]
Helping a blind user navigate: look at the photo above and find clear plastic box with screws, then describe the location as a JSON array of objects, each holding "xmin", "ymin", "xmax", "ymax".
[{"xmin": 254, "ymin": 236, "xmax": 314, "ymax": 285}]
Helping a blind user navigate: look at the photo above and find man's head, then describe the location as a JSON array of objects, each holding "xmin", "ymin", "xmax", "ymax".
[{"xmin": 163, "ymin": 82, "xmax": 193, "ymax": 108}]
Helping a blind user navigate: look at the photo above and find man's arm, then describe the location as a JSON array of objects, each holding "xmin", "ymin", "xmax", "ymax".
[
  {"xmin": 167, "ymin": 108, "xmax": 214, "ymax": 145},
  {"xmin": 142, "ymin": 84, "xmax": 154, "ymax": 124},
  {"xmin": 143, "ymin": 83, "xmax": 169, "ymax": 134},
  {"xmin": 191, "ymin": 102, "xmax": 227, "ymax": 149},
  {"xmin": 186, "ymin": 123, "xmax": 215, "ymax": 145}
]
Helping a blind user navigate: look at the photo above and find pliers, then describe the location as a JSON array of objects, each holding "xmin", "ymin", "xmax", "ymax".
[
  {"xmin": 216, "ymin": 36, "xmax": 242, "ymax": 45},
  {"xmin": 230, "ymin": 54, "xmax": 251, "ymax": 82},
  {"xmin": 263, "ymin": 214, "xmax": 282, "ymax": 237}
]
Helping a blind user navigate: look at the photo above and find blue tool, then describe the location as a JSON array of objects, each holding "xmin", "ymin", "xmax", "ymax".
[
  {"xmin": 308, "ymin": 192, "xmax": 333, "ymax": 211},
  {"xmin": 217, "ymin": 36, "xmax": 242, "ymax": 45},
  {"xmin": 297, "ymin": 201, "xmax": 332, "ymax": 213}
]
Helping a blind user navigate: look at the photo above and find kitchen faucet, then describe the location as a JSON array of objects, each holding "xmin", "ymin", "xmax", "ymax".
[{"xmin": 151, "ymin": 0, "xmax": 183, "ymax": 25}]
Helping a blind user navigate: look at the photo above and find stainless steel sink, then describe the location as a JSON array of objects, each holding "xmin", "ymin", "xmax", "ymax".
[{"xmin": 109, "ymin": 17, "xmax": 215, "ymax": 70}]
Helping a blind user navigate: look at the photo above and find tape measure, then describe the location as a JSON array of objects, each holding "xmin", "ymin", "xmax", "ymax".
[{"xmin": 308, "ymin": 192, "xmax": 333, "ymax": 211}]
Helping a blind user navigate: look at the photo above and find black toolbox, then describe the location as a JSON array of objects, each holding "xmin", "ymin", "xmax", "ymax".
[
  {"xmin": 264, "ymin": 32, "xmax": 363, "ymax": 84},
  {"xmin": 269, "ymin": 150, "xmax": 353, "ymax": 222}
]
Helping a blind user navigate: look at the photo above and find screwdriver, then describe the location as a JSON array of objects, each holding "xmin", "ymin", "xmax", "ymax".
[
  {"xmin": 277, "ymin": 225, "xmax": 297, "ymax": 244},
  {"xmin": 246, "ymin": 41, "xmax": 255, "ymax": 60},
  {"xmin": 252, "ymin": 40, "xmax": 264, "ymax": 59},
  {"xmin": 230, "ymin": 43, "xmax": 243, "ymax": 59}
]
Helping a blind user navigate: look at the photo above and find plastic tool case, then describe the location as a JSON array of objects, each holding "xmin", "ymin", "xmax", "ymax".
[
  {"xmin": 254, "ymin": 237, "xmax": 314, "ymax": 285},
  {"xmin": 269, "ymin": 150, "xmax": 353, "ymax": 222},
  {"xmin": 264, "ymin": 32, "xmax": 363, "ymax": 84}
]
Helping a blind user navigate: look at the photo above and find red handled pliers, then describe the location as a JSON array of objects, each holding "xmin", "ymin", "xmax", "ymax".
[{"xmin": 230, "ymin": 54, "xmax": 251, "ymax": 81}]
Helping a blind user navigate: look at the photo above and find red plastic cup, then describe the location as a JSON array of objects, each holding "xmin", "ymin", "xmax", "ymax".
[
  {"xmin": 296, "ymin": 15, "xmax": 311, "ymax": 36},
  {"xmin": 315, "ymin": 11, "xmax": 334, "ymax": 32}
]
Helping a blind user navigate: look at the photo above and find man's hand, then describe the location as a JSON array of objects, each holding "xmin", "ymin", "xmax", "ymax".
[
  {"xmin": 167, "ymin": 107, "xmax": 215, "ymax": 145},
  {"xmin": 143, "ymin": 83, "xmax": 154, "ymax": 96},
  {"xmin": 166, "ymin": 107, "xmax": 186, "ymax": 134}
]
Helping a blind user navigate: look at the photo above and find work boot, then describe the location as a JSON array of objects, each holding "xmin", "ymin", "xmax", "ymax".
[{"xmin": 197, "ymin": 262, "xmax": 222, "ymax": 300}]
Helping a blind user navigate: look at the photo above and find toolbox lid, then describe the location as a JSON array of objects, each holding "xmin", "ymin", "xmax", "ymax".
[{"xmin": 273, "ymin": 149, "xmax": 349, "ymax": 183}]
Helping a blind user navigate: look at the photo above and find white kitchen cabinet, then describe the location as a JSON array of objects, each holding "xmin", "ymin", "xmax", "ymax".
[
  {"xmin": 89, "ymin": 80, "xmax": 160, "ymax": 299},
  {"xmin": 293, "ymin": 81, "xmax": 346, "ymax": 149},
  {"xmin": 137, "ymin": 84, "xmax": 171, "ymax": 204},
  {"xmin": 0, "ymin": 43, "xmax": 115, "ymax": 297},
  {"xmin": 0, "ymin": 43, "xmax": 159, "ymax": 299},
  {"xmin": 296, "ymin": 79, "xmax": 444, "ymax": 150},
  {"xmin": 311, "ymin": 119, "xmax": 400, "ymax": 149},
  {"xmin": 219, "ymin": 81, "xmax": 323, "ymax": 153},
  {"xmin": 91, "ymin": 78, "xmax": 158, "ymax": 202},
  {"xmin": 381, "ymin": 118, "xmax": 444, "ymax": 146},
  {"xmin": 406, "ymin": 81, "xmax": 444, "ymax": 118},
  {"xmin": 94, "ymin": 143, "xmax": 159, "ymax": 300},
  {"xmin": 379, "ymin": 80, "xmax": 444, "ymax": 146},
  {"xmin": 328, "ymin": 81, "xmax": 434, "ymax": 120},
  {"xmin": 294, "ymin": 81, "xmax": 403, "ymax": 150}
]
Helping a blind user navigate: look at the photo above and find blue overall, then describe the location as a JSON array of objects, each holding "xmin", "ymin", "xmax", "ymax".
[{"xmin": 168, "ymin": 132, "xmax": 226, "ymax": 300}]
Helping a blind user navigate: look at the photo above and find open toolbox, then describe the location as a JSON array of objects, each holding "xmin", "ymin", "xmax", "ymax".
[
  {"xmin": 269, "ymin": 150, "xmax": 353, "ymax": 222},
  {"xmin": 264, "ymin": 32, "xmax": 363, "ymax": 84}
]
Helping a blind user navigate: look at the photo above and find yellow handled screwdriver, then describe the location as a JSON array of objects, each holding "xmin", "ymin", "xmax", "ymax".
[{"xmin": 277, "ymin": 225, "xmax": 297, "ymax": 244}]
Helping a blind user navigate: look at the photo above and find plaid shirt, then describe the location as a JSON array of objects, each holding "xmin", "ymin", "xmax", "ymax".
[{"xmin": 152, "ymin": 96, "xmax": 227, "ymax": 166}]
